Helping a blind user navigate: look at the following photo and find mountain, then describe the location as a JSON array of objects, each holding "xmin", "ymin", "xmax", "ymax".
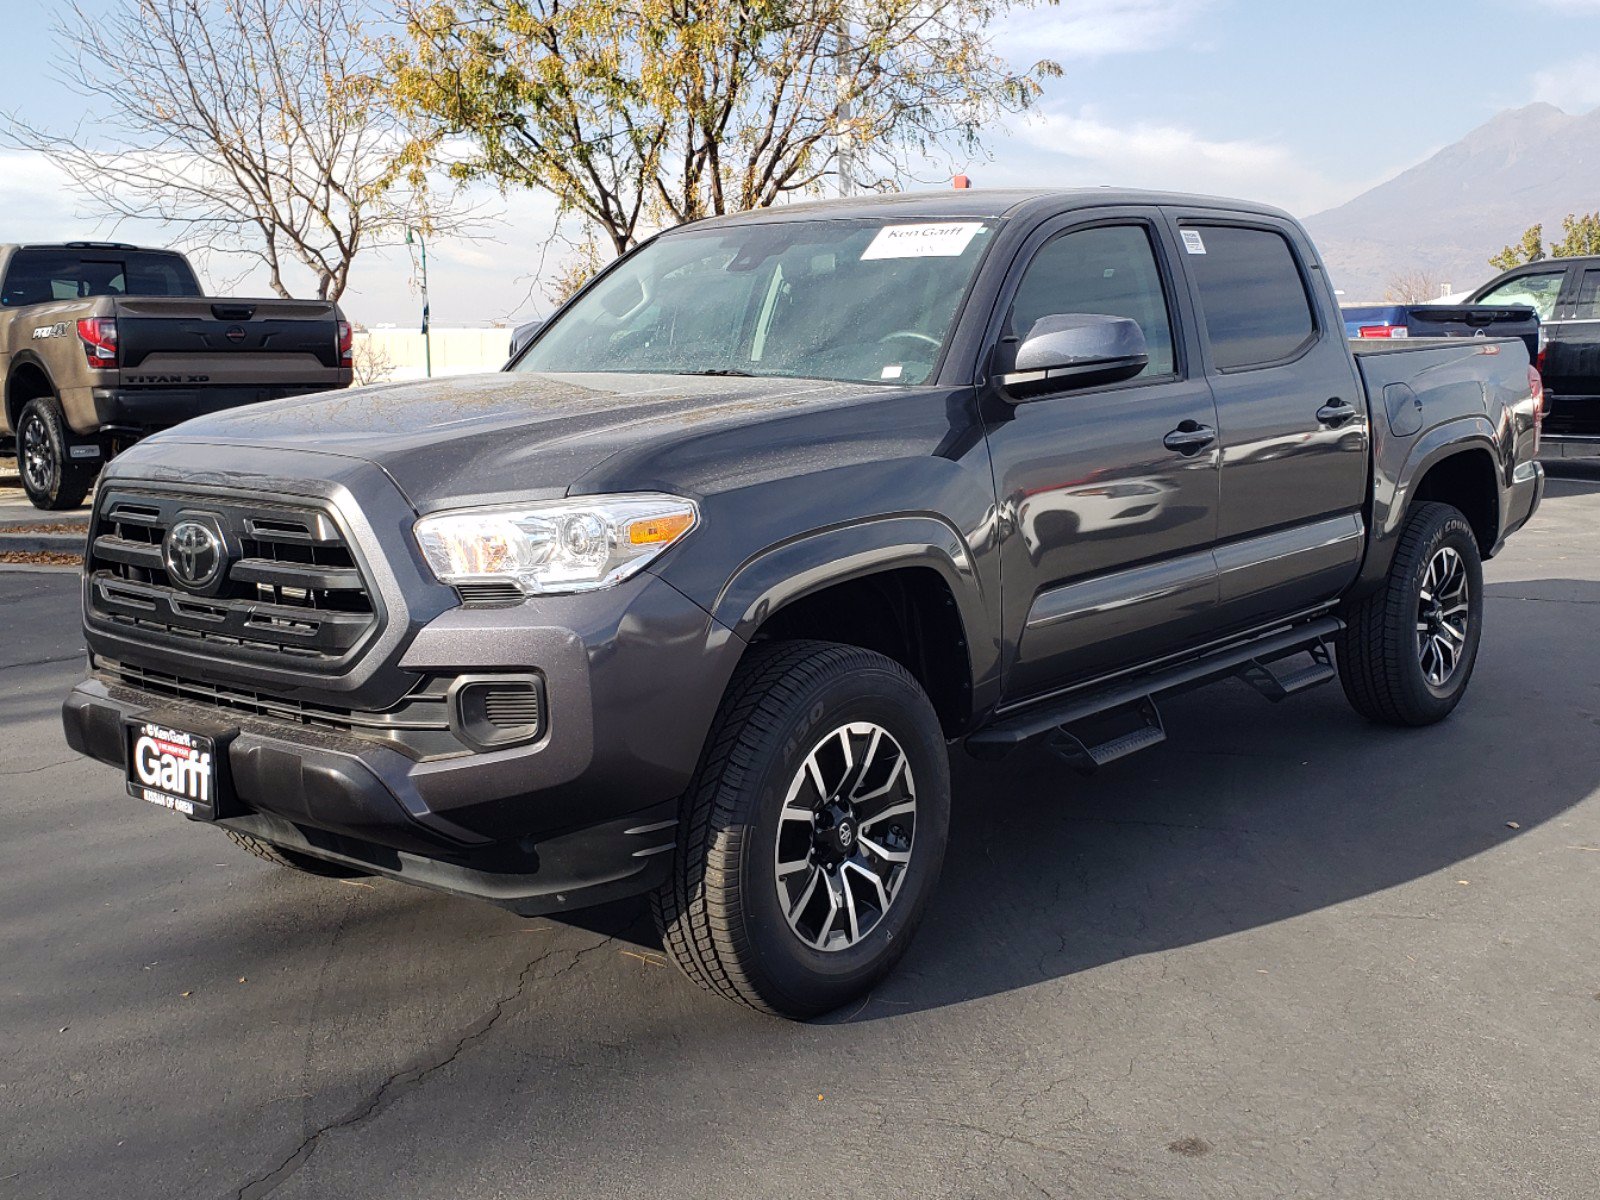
[{"xmin": 1304, "ymin": 103, "xmax": 1600, "ymax": 301}]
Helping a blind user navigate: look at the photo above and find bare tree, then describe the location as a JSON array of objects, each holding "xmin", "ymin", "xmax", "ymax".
[
  {"xmin": 1384, "ymin": 269, "xmax": 1447, "ymax": 304},
  {"xmin": 350, "ymin": 330, "xmax": 398, "ymax": 385},
  {"xmin": 7, "ymin": 0, "xmax": 468, "ymax": 302}
]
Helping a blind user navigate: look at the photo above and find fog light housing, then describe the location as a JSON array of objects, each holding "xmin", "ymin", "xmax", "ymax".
[{"xmin": 448, "ymin": 674, "xmax": 545, "ymax": 752}]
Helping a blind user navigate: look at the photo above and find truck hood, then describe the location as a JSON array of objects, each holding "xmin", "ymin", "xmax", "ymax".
[{"xmin": 143, "ymin": 371, "xmax": 880, "ymax": 510}]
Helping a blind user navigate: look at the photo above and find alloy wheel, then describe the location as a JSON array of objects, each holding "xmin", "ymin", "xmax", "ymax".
[
  {"xmin": 1416, "ymin": 546, "xmax": 1470, "ymax": 688},
  {"xmin": 774, "ymin": 722, "xmax": 917, "ymax": 952},
  {"xmin": 20, "ymin": 413, "xmax": 55, "ymax": 497}
]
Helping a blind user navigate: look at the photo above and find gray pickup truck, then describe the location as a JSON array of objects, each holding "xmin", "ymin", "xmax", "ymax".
[
  {"xmin": 0, "ymin": 242, "xmax": 351, "ymax": 509},
  {"xmin": 61, "ymin": 190, "xmax": 1544, "ymax": 1019}
]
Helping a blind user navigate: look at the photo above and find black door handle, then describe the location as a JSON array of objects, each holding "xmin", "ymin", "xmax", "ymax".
[
  {"xmin": 1163, "ymin": 423, "xmax": 1216, "ymax": 455},
  {"xmin": 1316, "ymin": 399, "xmax": 1358, "ymax": 427}
]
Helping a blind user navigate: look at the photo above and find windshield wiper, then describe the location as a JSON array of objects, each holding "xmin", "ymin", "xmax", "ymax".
[{"xmin": 674, "ymin": 368, "xmax": 754, "ymax": 377}]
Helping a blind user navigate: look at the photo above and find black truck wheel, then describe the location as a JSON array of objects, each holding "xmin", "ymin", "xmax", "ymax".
[
  {"xmin": 224, "ymin": 829, "xmax": 371, "ymax": 879},
  {"xmin": 1336, "ymin": 501, "xmax": 1484, "ymax": 726},
  {"xmin": 652, "ymin": 641, "xmax": 950, "ymax": 1019},
  {"xmin": 18, "ymin": 395, "xmax": 96, "ymax": 511}
]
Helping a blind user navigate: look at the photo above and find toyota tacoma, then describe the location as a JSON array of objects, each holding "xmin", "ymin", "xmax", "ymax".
[{"xmin": 62, "ymin": 190, "xmax": 1544, "ymax": 1018}]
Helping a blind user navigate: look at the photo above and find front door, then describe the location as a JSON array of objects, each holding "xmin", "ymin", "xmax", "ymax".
[{"xmin": 984, "ymin": 212, "xmax": 1222, "ymax": 701}]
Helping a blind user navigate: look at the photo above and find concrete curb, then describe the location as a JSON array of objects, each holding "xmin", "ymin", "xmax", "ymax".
[
  {"xmin": 0, "ymin": 532, "xmax": 87, "ymax": 554},
  {"xmin": 0, "ymin": 562, "xmax": 81, "ymax": 574},
  {"xmin": 0, "ymin": 514, "xmax": 90, "ymax": 531}
]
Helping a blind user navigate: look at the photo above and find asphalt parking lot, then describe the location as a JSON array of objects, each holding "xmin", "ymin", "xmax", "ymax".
[{"xmin": 3, "ymin": 469, "xmax": 1598, "ymax": 1200}]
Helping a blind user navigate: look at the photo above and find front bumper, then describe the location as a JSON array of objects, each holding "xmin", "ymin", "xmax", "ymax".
[
  {"xmin": 62, "ymin": 675, "xmax": 681, "ymax": 915},
  {"xmin": 64, "ymin": 568, "xmax": 746, "ymax": 916}
]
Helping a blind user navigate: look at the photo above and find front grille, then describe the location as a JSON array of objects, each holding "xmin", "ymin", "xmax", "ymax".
[
  {"xmin": 102, "ymin": 659, "xmax": 463, "ymax": 760},
  {"xmin": 87, "ymin": 488, "xmax": 381, "ymax": 671}
]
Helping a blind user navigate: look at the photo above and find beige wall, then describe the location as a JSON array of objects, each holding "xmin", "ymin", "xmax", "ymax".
[{"xmin": 352, "ymin": 327, "xmax": 512, "ymax": 384}]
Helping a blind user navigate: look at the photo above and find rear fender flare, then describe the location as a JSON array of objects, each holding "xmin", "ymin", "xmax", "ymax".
[{"xmin": 1358, "ymin": 417, "xmax": 1504, "ymax": 592}]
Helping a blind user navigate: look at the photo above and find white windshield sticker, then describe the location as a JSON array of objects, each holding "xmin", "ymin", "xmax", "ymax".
[
  {"xmin": 1182, "ymin": 229, "xmax": 1207, "ymax": 255},
  {"xmin": 861, "ymin": 222, "xmax": 983, "ymax": 260}
]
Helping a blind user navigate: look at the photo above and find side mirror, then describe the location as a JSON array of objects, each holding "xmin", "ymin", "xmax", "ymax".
[{"xmin": 996, "ymin": 314, "xmax": 1149, "ymax": 401}]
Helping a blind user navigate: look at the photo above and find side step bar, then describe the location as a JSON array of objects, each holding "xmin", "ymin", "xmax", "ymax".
[
  {"xmin": 1237, "ymin": 642, "xmax": 1336, "ymax": 702},
  {"xmin": 966, "ymin": 616, "xmax": 1343, "ymax": 761},
  {"xmin": 1046, "ymin": 697, "xmax": 1166, "ymax": 774}
]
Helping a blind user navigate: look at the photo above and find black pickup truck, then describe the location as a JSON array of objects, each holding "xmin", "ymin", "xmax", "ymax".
[
  {"xmin": 1467, "ymin": 255, "xmax": 1600, "ymax": 456},
  {"xmin": 62, "ymin": 190, "xmax": 1544, "ymax": 1019}
]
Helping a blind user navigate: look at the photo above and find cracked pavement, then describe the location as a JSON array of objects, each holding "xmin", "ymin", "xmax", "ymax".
[{"xmin": 4, "ymin": 470, "xmax": 1600, "ymax": 1199}]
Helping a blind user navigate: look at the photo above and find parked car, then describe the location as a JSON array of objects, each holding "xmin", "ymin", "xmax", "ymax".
[
  {"xmin": 507, "ymin": 318, "xmax": 543, "ymax": 361},
  {"xmin": 62, "ymin": 190, "xmax": 1544, "ymax": 1019},
  {"xmin": 1341, "ymin": 302, "xmax": 1540, "ymax": 364},
  {"xmin": 0, "ymin": 242, "xmax": 352, "ymax": 509},
  {"xmin": 1466, "ymin": 256, "xmax": 1600, "ymax": 456}
]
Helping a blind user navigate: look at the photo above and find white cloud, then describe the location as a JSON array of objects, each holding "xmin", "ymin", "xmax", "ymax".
[
  {"xmin": 997, "ymin": 0, "xmax": 1216, "ymax": 60},
  {"xmin": 1531, "ymin": 53, "xmax": 1600, "ymax": 108},
  {"xmin": 986, "ymin": 105, "xmax": 1355, "ymax": 215}
]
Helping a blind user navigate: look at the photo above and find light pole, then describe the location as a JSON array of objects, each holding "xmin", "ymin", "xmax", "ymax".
[{"xmin": 406, "ymin": 228, "xmax": 432, "ymax": 378}]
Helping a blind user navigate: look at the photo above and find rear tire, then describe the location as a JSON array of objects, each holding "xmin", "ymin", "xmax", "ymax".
[
  {"xmin": 1336, "ymin": 501, "xmax": 1484, "ymax": 726},
  {"xmin": 652, "ymin": 641, "xmax": 950, "ymax": 1019},
  {"xmin": 224, "ymin": 829, "xmax": 371, "ymax": 879},
  {"xmin": 18, "ymin": 395, "xmax": 95, "ymax": 511}
]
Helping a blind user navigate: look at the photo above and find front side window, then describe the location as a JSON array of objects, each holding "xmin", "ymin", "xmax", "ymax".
[
  {"xmin": 517, "ymin": 218, "xmax": 997, "ymax": 386},
  {"xmin": 1474, "ymin": 269, "xmax": 1565, "ymax": 322},
  {"xmin": 1006, "ymin": 224, "xmax": 1176, "ymax": 378},
  {"xmin": 1186, "ymin": 225, "xmax": 1316, "ymax": 370},
  {"xmin": 0, "ymin": 249, "xmax": 201, "ymax": 307}
]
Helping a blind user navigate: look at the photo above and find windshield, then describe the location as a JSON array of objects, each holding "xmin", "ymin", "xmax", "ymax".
[{"xmin": 516, "ymin": 218, "xmax": 997, "ymax": 386}]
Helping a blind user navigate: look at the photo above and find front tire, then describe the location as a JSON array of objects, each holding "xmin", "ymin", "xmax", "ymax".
[
  {"xmin": 1336, "ymin": 501, "xmax": 1484, "ymax": 726},
  {"xmin": 652, "ymin": 641, "xmax": 951, "ymax": 1019},
  {"xmin": 18, "ymin": 395, "xmax": 96, "ymax": 511}
]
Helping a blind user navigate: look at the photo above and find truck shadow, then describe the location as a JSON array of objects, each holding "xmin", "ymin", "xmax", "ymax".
[
  {"xmin": 551, "ymin": 578, "xmax": 1599, "ymax": 1024},
  {"xmin": 806, "ymin": 575, "xmax": 1599, "ymax": 1021}
]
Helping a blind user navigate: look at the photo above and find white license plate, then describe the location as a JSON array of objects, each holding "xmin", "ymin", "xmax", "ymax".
[{"xmin": 125, "ymin": 720, "xmax": 219, "ymax": 820}]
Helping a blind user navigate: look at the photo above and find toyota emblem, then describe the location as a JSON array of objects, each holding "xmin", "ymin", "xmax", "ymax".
[
  {"xmin": 837, "ymin": 819, "xmax": 855, "ymax": 849},
  {"xmin": 163, "ymin": 520, "xmax": 224, "ymax": 590}
]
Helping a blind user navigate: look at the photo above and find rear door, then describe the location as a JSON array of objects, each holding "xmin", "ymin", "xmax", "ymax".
[
  {"xmin": 1548, "ymin": 263, "xmax": 1600, "ymax": 429},
  {"xmin": 1167, "ymin": 213, "xmax": 1368, "ymax": 631},
  {"xmin": 984, "ymin": 208, "xmax": 1223, "ymax": 700}
]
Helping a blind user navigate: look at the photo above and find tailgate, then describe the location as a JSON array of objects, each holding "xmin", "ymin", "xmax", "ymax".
[
  {"xmin": 1404, "ymin": 305, "xmax": 1540, "ymax": 364},
  {"xmin": 113, "ymin": 297, "xmax": 343, "ymax": 384}
]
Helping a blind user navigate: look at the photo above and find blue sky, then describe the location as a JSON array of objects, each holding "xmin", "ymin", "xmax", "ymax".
[{"xmin": 4, "ymin": 0, "xmax": 1600, "ymax": 325}]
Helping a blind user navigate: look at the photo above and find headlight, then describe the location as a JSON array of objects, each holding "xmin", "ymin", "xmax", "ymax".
[{"xmin": 414, "ymin": 493, "xmax": 699, "ymax": 595}]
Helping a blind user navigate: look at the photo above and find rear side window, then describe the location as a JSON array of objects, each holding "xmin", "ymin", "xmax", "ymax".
[
  {"xmin": 1185, "ymin": 225, "xmax": 1316, "ymax": 370},
  {"xmin": 1007, "ymin": 224, "xmax": 1176, "ymax": 377},
  {"xmin": 0, "ymin": 248, "xmax": 201, "ymax": 307},
  {"xmin": 1570, "ymin": 268, "xmax": 1600, "ymax": 320},
  {"xmin": 1474, "ymin": 269, "xmax": 1565, "ymax": 322}
]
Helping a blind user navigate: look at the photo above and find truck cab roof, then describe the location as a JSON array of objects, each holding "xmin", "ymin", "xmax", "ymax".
[{"xmin": 683, "ymin": 187, "xmax": 1296, "ymax": 230}]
